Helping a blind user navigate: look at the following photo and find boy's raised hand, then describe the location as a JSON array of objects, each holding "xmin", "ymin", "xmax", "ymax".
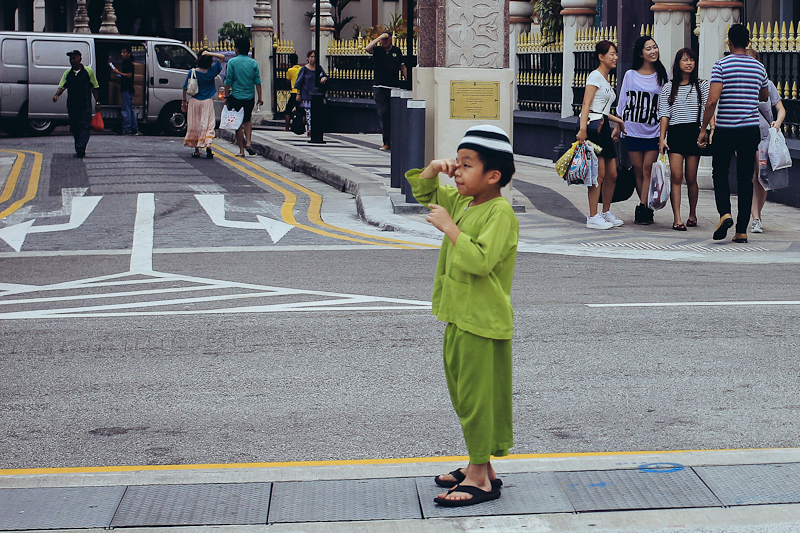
[
  {"xmin": 421, "ymin": 159, "xmax": 457, "ymax": 180},
  {"xmin": 426, "ymin": 204, "xmax": 460, "ymax": 244}
]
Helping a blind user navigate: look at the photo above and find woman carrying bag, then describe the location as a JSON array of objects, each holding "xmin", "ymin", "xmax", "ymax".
[
  {"xmin": 183, "ymin": 50, "xmax": 224, "ymax": 159},
  {"xmin": 294, "ymin": 50, "xmax": 328, "ymax": 136},
  {"xmin": 658, "ymin": 48, "xmax": 710, "ymax": 231},
  {"xmin": 576, "ymin": 40, "xmax": 626, "ymax": 230}
]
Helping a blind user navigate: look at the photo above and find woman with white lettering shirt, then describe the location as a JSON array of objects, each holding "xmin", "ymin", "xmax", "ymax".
[
  {"xmin": 617, "ymin": 35, "xmax": 669, "ymax": 225},
  {"xmin": 658, "ymin": 48, "xmax": 710, "ymax": 231},
  {"xmin": 577, "ymin": 40, "xmax": 626, "ymax": 230}
]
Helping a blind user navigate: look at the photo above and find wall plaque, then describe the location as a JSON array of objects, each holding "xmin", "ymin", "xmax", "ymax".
[{"xmin": 450, "ymin": 81, "xmax": 500, "ymax": 120}]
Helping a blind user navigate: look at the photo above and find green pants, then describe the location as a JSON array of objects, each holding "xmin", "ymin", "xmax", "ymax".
[{"xmin": 443, "ymin": 323, "xmax": 513, "ymax": 464}]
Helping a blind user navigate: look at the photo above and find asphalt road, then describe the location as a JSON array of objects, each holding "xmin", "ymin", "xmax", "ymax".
[{"xmin": 1, "ymin": 132, "xmax": 799, "ymax": 470}]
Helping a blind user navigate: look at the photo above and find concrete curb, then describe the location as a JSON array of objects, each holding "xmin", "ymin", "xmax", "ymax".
[{"xmin": 0, "ymin": 151, "xmax": 17, "ymax": 192}]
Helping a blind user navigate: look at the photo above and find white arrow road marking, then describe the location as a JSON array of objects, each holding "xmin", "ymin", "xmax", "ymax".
[
  {"xmin": 195, "ymin": 194, "xmax": 294, "ymax": 243},
  {"xmin": 131, "ymin": 193, "xmax": 154, "ymax": 273},
  {"xmin": 0, "ymin": 196, "xmax": 102, "ymax": 252}
]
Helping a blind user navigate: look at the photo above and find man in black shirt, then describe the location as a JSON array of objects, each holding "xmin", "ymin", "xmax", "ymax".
[
  {"xmin": 53, "ymin": 50, "xmax": 101, "ymax": 158},
  {"xmin": 366, "ymin": 32, "xmax": 407, "ymax": 151},
  {"xmin": 111, "ymin": 46, "xmax": 139, "ymax": 135}
]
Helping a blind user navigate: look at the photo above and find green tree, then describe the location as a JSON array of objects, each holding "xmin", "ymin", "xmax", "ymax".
[
  {"xmin": 218, "ymin": 21, "xmax": 251, "ymax": 43},
  {"xmin": 535, "ymin": 0, "xmax": 563, "ymax": 41}
]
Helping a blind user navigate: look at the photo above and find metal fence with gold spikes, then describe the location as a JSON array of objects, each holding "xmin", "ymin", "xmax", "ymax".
[
  {"xmin": 746, "ymin": 21, "xmax": 800, "ymax": 138},
  {"xmin": 572, "ymin": 26, "xmax": 618, "ymax": 116},
  {"xmin": 325, "ymin": 37, "xmax": 417, "ymax": 99},
  {"xmin": 184, "ymin": 38, "xmax": 237, "ymax": 53},
  {"xmin": 517, "ymin": 31, "xmax": 563, "ymax": 112},
  {"xmin": 272, "ymin": 39, "xmax": 297, "ymax": 113}
]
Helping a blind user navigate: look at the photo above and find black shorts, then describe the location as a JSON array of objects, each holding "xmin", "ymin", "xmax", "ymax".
[
  {"xmin": 581, "ymin": 116, "xmax": 617, "ymax": 159},
  {"xmin": 226, "ymin": 95, "xmax": 255, "ymax": 123},
  {"xmin": 284, "ymin": 93, "xmax": 298, "ymax": 115},
  {"xmin": 666, "ymin": 122, "xmax": 702, "ymax": 156}
]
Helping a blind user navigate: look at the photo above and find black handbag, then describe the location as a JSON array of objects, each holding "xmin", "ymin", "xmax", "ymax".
[
  {"xmin": 290, "ymin": 108, "xmax": 306, "ymax": 135},
  {"xmin": 599, "ymin": 166, "xmax": 635, "ymax": 203}
]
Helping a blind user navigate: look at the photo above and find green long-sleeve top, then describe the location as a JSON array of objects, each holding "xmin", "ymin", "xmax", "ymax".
[{"xmin": 406, "ymin": 168, "xmax": 519, "ymax": 340}]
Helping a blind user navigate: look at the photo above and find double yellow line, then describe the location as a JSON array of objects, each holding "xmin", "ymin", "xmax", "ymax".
[
  {"xmin": 214, "ymin": 145, "xmax": 437, "ymax": 249},
  {"xmin": 0, "ymin": 149, "xmax": 43, "ymax": 220}
]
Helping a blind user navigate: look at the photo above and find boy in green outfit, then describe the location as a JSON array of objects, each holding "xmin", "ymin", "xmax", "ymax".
[{"xmin": 405, "ymin": 125, "xmax": 518, "ymax": 507}]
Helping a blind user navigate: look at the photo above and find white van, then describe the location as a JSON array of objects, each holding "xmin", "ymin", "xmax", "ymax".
[{"xmin": 0, "ymin": 32, "xmax": 224, "ymax": 136}]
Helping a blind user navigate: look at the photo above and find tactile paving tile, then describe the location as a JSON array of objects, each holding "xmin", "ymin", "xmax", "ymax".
[
  {"xmin": 694, "ymin": 463, "xmax": 800, "ymax": 506},
  {"xmin": 110, "ymin": 483, "xmax": 271, "ymax": 527},
  {"xmin": 417, "ymin": 472, "xmax": 575, "ymax": 518},
  {"xmin": 0, "ymin": 486, "xmax": 126, "ymax": 531},
  {"xmin": 268, "ymin": 477, "xmax": 422, "ymax": 523},
  {"xmin": 556, "ymin": 467, "xmax": 722, "ymax": 512}
]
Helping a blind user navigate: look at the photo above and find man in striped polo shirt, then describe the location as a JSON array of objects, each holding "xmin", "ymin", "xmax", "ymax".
[{"xmin": 698, "ymin": 24, "xmax": 769, "ymax": 243}]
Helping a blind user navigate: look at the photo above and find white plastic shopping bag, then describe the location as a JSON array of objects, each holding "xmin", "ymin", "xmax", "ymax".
[
  {"xmin": 768, "ymin": 127, "xmax": 792, "ymax": 170},
  {"xmin": 758, "ymin": 139, "xmax": 769, "ymax": 181},
  {"xmin": 219, "ymin": 105, "xmax": 244, "ymax": 131},
  {"xmin": 647, "ymin": 153, "xmax": 670, "ymax": 211}
]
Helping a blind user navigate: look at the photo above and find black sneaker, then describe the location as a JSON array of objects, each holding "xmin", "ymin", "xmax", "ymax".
[
  {"xmin": 634, "ymin": 204, "xmax": 652, "ymax": 225},
  {"xmin": 646, "ymin": 206, "xmax": 655, "ymax": 223}
]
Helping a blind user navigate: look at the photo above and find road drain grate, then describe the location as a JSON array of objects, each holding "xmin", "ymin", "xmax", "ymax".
[{"xmin": 580, "ymin": 242, "xmax": 770, "ymax": 253}]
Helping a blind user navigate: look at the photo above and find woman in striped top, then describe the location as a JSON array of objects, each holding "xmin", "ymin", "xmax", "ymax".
[{"xmin": 658, "ymin": 48, "xmax": 710, "ymax": 231}]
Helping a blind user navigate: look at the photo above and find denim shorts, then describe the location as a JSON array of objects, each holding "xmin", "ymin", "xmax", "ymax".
[{"xmin": 624, "ymin": 136, "xmax": 659, "ymax": 152}]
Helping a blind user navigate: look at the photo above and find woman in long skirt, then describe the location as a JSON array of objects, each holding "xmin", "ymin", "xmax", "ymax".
[{"xmin": 183, "ymin": 50, "xmax": 224, "ymax": 158}]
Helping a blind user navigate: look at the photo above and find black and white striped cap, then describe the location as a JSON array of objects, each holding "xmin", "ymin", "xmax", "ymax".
[{"xmin": 457, "ymin": 125, "xmax": 514, "ymax": 162}]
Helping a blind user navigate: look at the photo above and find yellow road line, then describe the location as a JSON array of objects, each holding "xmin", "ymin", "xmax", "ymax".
[
  {"xmin": 0, "ymin": 149, "xmax": 43, "ymax": 220},
  {"xmin": 214, "ymin": 145, "xmax": 438, "ymax": 249},
  {"xmin": 0, "ymin": 448, "xmax": 781, "ymax": 476},
  {"xmin": 0, "ymin": 149, "xmax": 26, "ymax": 204},
  {"xmin": 215, "ymin": 150, "xmax": 419, "ymax": 249}
]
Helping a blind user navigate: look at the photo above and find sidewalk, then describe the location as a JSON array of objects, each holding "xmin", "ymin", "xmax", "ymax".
[
  {"xmin": 3, "ymin": 448, "xmax": 800, "ymax": 532},
  {"xmin": 226, "ymin": 128, "xmax": 800, "ymax": 264}
]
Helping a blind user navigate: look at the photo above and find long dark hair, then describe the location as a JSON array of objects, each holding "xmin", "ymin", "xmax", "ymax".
[
  {"xmin": 631, "ymin": 35, "xmax": 668, "ymax": 86},
  {"xmin": 668, "ymin": 47, "xmax": 700, "ymax": 106}
]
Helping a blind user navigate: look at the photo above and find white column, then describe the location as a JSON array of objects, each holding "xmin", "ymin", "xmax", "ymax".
[
  {"xmin": 696, "ymin": 0, "xmax": 742, "ymax": 189},
  {"xmin": 310, "ymin": 0, "xmax": 335, "ymax": 70},
  {"xmin": 560, "ymin": 0, "xmax": 597, "ymax": 119},
  {"xmin": 651, "ymin": 0, "xmax": 694, "ymax": 69},
  {"xmin": 509, "ymin": 0, "xmax": 533, "ymax": 112},
  {"xmin": 252, "ymin": 0, "xmax": 275, "ymax": 122}
]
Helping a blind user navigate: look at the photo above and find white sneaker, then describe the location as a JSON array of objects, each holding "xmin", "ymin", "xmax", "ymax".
[
  {"xmin": 602, "ymin": 210, "xmax": 624, "ymax": 227},
  {"xmin": 751, "ymin": 219, "xmax": 763, "ymax": 233},
  {"xmin": 587, "ymin": 214, "xmax": 613, "ymax": 229}
]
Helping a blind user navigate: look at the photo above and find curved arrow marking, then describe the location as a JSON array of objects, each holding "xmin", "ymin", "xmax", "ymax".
[
  {"xmin": 195, "ymin": 194, "xmax": 294, "ymax": 243},
  {"xmin": 0, "ymin": 196, "xmax": 102, "ymax": 252}
]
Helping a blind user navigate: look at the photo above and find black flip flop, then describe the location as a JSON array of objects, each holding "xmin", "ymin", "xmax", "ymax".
[
  {"xmin": 434, "ymin": 484, "xmax": 501, "ymax": 507},
  {"xmin": 435, "ymin": 469, "xmax": 503, "ymax": 489},
  {"xmin": 191, "ymin": 153, "xmax": 200, "ymax": 158}
]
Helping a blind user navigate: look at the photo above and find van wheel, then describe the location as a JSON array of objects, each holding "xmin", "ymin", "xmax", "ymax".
[
  {"xmin": 18, "ymin": 103, "xmax": 56, "ymax": 136},
  {"xmin": 159, "ymin": 102, "xmax": 187, "ymax": 136}
]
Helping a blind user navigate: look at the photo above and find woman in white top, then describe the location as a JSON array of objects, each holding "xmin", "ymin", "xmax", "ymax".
[
  {"xmin": 745, "ymin": 48, "xmax": 786, "ymax": 234},
  {"xmin": 658, "ymin": 48, "xmax": 710, "ymax": 231},
  {"xmin": 617, "ymin": 36, "xmax": 669, "ymax": 225},
  {"xmin": 577, "ymin": 40, "xmax": 626, "ymax": 230}
]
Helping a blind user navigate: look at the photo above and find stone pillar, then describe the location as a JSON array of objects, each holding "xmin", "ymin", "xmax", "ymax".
[
  {"xmin": 560, "ymin": 0, "xmax": 597, "ymax": 119},
  {"xmin": 509, "ymin": 0, "xmax": 533, "ymax": 111},
  {"xmin": 73, "ymin": 0, "xmax": 90, "ymax": 33},
  {"xmin": 697, "ymin": 0, "xmax": 742, "ymax": 80},
  {"xmin": 696, "ymin": 1, "xmax": 742, "ymax": 189},
  {"xmin": 252, "ymin": 0, "xmax": 274, "ymax": 122},
  {"xmin": 413, "ymin": 0, "xmax": 516, "ymax": 198},
  {"xmin": 98, "ymin": 0, "xmax": 119, "ymax": 33},
  {"xmin": 651, "ymin": 0, "xmax": 693, "ymax": 70},
  {"xmin": 311, "ymin": 0, "xmax": 335, "ymax": 71}
]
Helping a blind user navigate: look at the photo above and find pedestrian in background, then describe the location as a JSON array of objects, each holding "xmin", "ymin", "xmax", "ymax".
[
  {"xmin": 284, "ymin": 53, "xmax": 301, "ymax": 132},
  {"xmin": 224, "ymin": 37, "xmax": 263, "ymax": 157},
  {"xmin": 745, "ymin": 48, "xmax": 786, "ymax": 234},
  {"xmin": 365, "ymin": 31, "xmax": 407, "ymax": 151},
  {"xmin": 294, "ymin": 50, "xmax": 328, "ymax": 136},
  {"xmin": 405, "ymin": 125, "xmax": 518, "ymax": 508},
  {"xmin": 658, "ymin": 47, "xmax": 709, "ymax": 231},
  {"xmin": 111, "ymin": 46, "xmax": 139, "ymax": 135},
  {"xmin": 618, "ymin": 35, "xmax": 669, "ymax": 225},
  {"xmin": 577, "ymin": 40, "xmax": 625, "ymax": 230},
  {"xmin": 183, "ymin": 50, "xmax": 224, "ymax": 159},
  {"xmin": 53, "ymin": 50, "xmax": 101, "ymax": 158},
  {"xmin": 698, "ymin": 24, "xmax": 769, "ymax": 243}
]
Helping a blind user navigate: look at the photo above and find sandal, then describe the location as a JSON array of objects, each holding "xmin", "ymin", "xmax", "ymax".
[
  {"xmin": 672, "ymin": 222, "xmax": 687, "ymax": 231},
  {"xmin": 191, "ymin": 152, "xmax": 200, "ymax": 158},
  {"xmin": 206, "ymin": 148, "xmax": 213, "ymax": 159},
  {"xmin": 246, "ymin": 146, "xmax": 256, "ymax": 156},
  {"xmin": 435, "ymin": 469, "xmax": 503, "ymax": 489},
  {"xmin": 686, "ymin": 217, "xmax": 697, "ymax": 227},
  {"xmin": 434, "ymin": 484, "xmax": 501, "ymax": 507}
]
